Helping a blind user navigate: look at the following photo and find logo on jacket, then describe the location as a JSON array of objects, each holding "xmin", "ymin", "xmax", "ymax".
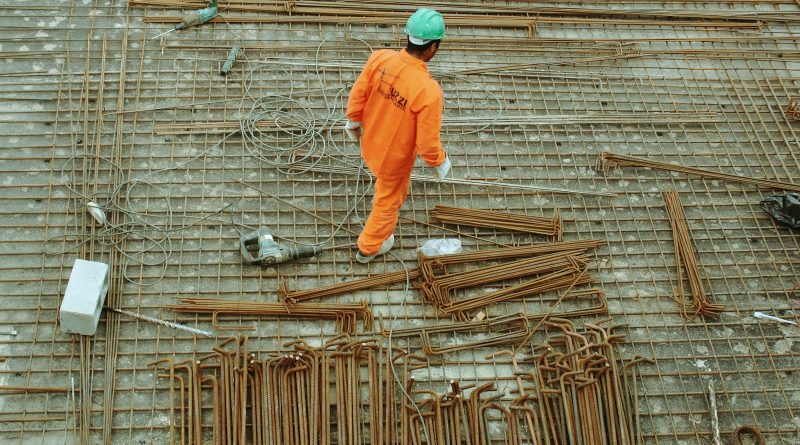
[{"xmin": 377, "ymin": 69, "xmax": 408, "ymax": 111}]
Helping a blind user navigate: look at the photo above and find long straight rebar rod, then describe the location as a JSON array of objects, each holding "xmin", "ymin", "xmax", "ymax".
[
  {"xmin": 418, "ymin": 240, "xmax": 604, "ymax": 276},
  {"xmin": 430, "ymin": 205, "xmax": 562, "ymax": 238},
  {"xmin": 133, "ymin": 0, "xmax": 768, "ymax": 28},
  {"xmin": 663, "ymin": 191, "xmax": 724, "ymax": 317},
  {"xmin": 601, "ymin": 151, "xmax": 800, "ymax": 192},
  {"xmin": 152, "ymin": 112, "xmax": 721, "ymax": 134},
  {"xmin": 129, "ymin": 0, "xmax": 795, "ymax": 22},
  {"xmin": 295, "ymin": 162, "xmax": 615, "ymax": 197},
  {"xmin": 0, "ymin": 385, "xmax": 75, "ymax": 394},
  {"xmin": 417, "ymin": 242, "xmax": 597, "ymax": 320}
]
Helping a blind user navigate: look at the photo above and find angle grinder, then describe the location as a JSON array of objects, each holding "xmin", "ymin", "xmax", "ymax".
[{"xmin": 240, "ymin": 226, "xmax": 320, "ymax": 265}]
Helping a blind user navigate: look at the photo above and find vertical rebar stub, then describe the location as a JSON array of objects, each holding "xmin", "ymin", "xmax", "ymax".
[{"xmin": 60, "ymin": 259, "xmax": 110, "ymax": 336}]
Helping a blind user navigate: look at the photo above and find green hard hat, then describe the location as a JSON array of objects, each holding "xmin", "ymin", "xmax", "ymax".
[{"xmin": 404, "ymin": 8, "xmax": 445, "ymax": 44}]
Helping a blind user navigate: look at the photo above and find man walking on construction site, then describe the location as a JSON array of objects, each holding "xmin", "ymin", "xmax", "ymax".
[{"xmin": 345, "ymin": 8, "xmax": 451, "ymax": 264}]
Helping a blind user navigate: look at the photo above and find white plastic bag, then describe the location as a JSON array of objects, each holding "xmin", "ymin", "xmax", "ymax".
[{"xmin": 418, "ymin": 238, "xmax": 463, "ymax": 256}]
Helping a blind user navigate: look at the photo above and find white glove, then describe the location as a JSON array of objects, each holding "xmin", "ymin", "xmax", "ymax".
[
  {"xmin": 344, "ymin": 119, "xmax": 361, "ymax": 142},
  {"xmin": 436, "ymin": 155, "xmax": 451, "ymax": 180}
]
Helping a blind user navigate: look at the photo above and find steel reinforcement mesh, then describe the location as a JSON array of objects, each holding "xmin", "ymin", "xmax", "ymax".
[{"xmin": 0, "ymin": 1, "xmax": 798, "ymax": 444}]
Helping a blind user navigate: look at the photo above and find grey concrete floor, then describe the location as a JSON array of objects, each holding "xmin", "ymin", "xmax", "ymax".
[{"xmin": 1, "ymin": 1, "xmax": 799, "ymax": 444}]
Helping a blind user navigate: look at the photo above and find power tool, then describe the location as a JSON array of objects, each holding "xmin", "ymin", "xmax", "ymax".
[
  {"xmin": 240, "ymin": 227, "xmax": 321, "ymax": 265},
  {"xmin": 151, "ymin": 0, "xmax": 218, "ymax": 40}
]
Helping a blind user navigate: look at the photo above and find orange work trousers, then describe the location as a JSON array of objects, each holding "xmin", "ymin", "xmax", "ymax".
[{"xmin": 357, "ymin": 175, "xmax": 411, "ymax": 255}]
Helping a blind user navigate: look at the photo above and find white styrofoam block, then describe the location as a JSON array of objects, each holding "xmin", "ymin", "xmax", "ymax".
[{"xmin": 60, "ymin": 259, "xmax": 109, "ymax": 336}]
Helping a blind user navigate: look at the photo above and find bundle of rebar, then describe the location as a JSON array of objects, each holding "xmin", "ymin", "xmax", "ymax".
[
  {"xmin": 663, "ymin": 191, "xmax": 725, "ymax": 317},
  {"xmin": 277, "ymin": 241, "xmax": 605, "ymax": 317},
  {"xmin": 133, "ymin": 0, "xmax": 772, "ymax": 28},
  {"xmin": 150, "ymin": 336, "xmax": 427, "ymax": 445},
  {"xmin": 408, "ymin": 319, "xmax": 651, "ymax": 445},
  {"xmin": 438, "ymin": 267, "xmax": 594, "ymax": 321},
  {"xmin": 166, "ymin": 298, "xmax": 373, "ymax": 333},
  {"xmin": 149, "ymin": 330, "xmax": 648, "ymax": 445},
  {"xmin": 276, "ymin": 241, "xmax": 603, "ymax": 309},
  {"xmin": 419, "ymin": 314, "xmax": 532, "ymax": 355},
  {"xmin": 279, "ymin": 268, "xmax": 420, "ymax": 304},
  {"xmin": 383, "ymin": 288, "xmax": 609, "ymax": 339},
  {"xmin": 515, "ymin": 319, "xmax": 651, "ymax": 445},
  {"xmin": 144, "ymin": 324, "xmax": 649, "ymax": 445},
  {"xmin": 430, "ymin": 205, "xmax": 562, "ymax": 239},
  {"xmin": 419, "ymin": 239, "xmax": 604, "ymax": 271},
  {"xmin": 420, "ymin": 252, "xmax": 587, "ymax": 308},
  {"xmin": 406, "ymin": 380, "xmax": 504, "ymax": 445},
  {"xmin": 599, "ymin": 151, "xmax": 800, "ymax": 192},
  {"xmin": 417, "ymin": 241, "xmax": 601, "ymax": 320}
]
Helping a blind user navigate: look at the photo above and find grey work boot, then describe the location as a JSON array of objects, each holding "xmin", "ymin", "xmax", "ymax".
[{"xmin": 355, "ymin": 235, "xmax": 395, "ymax": 264}]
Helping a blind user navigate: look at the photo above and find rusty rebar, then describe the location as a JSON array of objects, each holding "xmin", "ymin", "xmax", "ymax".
[
  {"xmin": 430, "ymin": 205, "xmax": 562, "ymax": 239},
  {"xmin": 663, "ymin": 190, "xmax": 725, "ymax": 318},
  {"xmin": 279, "ymin": 269, "xmax": 420, "ymax": 304},
  {"xmin": 167, "ymin": 298, "xmax": 374, "ymax": 333},
  {"xmin": 600, "ymin": 151, "xmax": 800, "ymax": 193}
]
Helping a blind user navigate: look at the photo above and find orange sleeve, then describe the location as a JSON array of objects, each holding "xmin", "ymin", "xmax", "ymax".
[
  {"xmin": 416, "ymin": 86, "xmax": 447, "ymax": 167},
  {"xmin": 346, "ymin": 53, "xmax": 377, "ymax": 123}
]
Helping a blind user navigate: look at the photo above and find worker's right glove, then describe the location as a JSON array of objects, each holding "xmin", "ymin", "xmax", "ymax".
[
  {"xmin": 436, "ymin": 155, "xmax": 452, "ymax": 180},
  {"xmin": 344, "ymin": 119, "xmax": 361, "ymax": 142}
]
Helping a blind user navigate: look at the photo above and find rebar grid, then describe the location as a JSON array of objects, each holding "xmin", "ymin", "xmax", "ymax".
[{"xmin": 0, "ymin": 0, "xmax": 799, "ymax": 443}]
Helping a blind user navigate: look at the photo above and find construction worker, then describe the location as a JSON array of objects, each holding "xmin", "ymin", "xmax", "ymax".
[{"xmin": 345, "ymin": 8, "xmax": 451, "ymax": 264}]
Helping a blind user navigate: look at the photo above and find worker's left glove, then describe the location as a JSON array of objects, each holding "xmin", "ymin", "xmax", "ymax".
[
  {"xmin": 436, "ymin": 155, "xmax": 451, "ymax": 180},
  {"xmin": 344, "ymin": 119, "xmax": 361, "ymax": 142}
]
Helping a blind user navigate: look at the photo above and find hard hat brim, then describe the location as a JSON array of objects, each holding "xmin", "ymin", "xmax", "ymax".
[{"xmin": 408, "ymin": 35, "xmax": 430, "ymax": 45}]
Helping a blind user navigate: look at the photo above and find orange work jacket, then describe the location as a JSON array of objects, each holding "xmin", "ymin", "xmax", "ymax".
[{"xmin": 346, "ymin": 49, "xmax": 447, "ymax": 179}]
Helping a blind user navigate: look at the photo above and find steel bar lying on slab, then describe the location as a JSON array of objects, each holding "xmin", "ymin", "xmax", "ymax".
[
  {"xmin": 231, "ymin": 241, "xmax": 603, "ymax": 319},
  {"xmin": 430, "ymin": 205, "xmax": 562, "ymax": 239},
  {"xmin": 293, "ymin": 161, "xmax": 615, "ymax": 197},
  {"xmin": 417, "ymin": 240, "xmax": 602, "ymax": 320},
  {"xmin": 142, "ymin": 13, "xmax": 763, "ymax": 29},
  {"xmin": 423, "ymin": 251, "xmax": 588, "ymax": 303},
  {"xmin": 407, "ymin": 319, "xmax": 650, "ymax": 445},
  {"xmin": 166, "ymin": 298, "xmax": 373, "ymax": 333},
  {"xmin": 382, "ymin": 288, "xmax": 608, "ymax": 338},
  {"xmin": 418, "ymin": 239, "xmax": 604, "ymax": 272},
  {"xmin": 527, "ymin": 319, "xmax": 650, "ymax": 445},
  {"xmin": 0, "ymin": 386, "xmax": 74, "ymax": 394},
  {"xmin": 279, "ymin": 269, "xmax": 420, "ymax": 303},
  {"xmin": 663, "ymin": 190, "xmax": 724, "ymax": 318},
  {"xmin": 600, "ymin": 151, "xmax": 800, "ymax": 192},
  {"xmin": 420, "ymin": 314, "xmax": 532, "ymax": 355},
  {"xmin": 133, "ymin": 0, "xmax": 767, "ymax": 28},
  {"xmin": 129, "ymin": 0, "xmax": 790, "ymax": 22},
  {"xmin": 150, "ymin": 336, "xmax": 425, "ymax": 445},
  {"xmin": 152, "ymin": 112, "xmax": 721, "ymax": 135},
  {"xmin": 437, "ymin": 267, "xmax": 594, "ymax": 321}
]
